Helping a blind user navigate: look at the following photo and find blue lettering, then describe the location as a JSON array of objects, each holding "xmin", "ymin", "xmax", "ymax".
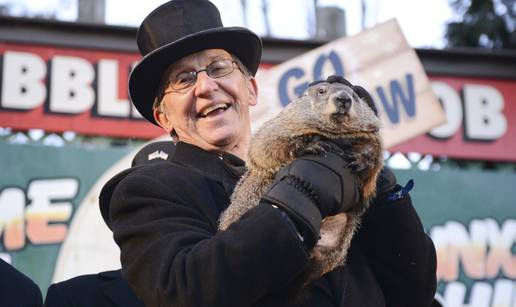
[
  {"xmin": 375, "ymin": 73, "xmax": 416, "ymax": 124},
  {"xmin": 277, "ymin": 51, "xmax": 345, "ymax": 107},
  {"xmin": 278, "ymin": 67, "xmax": 307, "ymax": 107},
  {"xmin": 313, "ymin": 51, "xmax": 345, "ymax": 81}
]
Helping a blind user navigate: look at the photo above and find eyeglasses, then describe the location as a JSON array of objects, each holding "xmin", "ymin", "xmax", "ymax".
[{"xmin": 163, "ymin": 59, "xmax": 237, "ymax": 94}]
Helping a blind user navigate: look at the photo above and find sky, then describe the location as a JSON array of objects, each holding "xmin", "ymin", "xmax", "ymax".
[{"xmin": 0, "ymin": 0, "xmax": 454, "ymax": 49}]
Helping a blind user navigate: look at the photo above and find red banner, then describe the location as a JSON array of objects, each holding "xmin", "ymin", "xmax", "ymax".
[
  {"xmin": 392, "ymin": 76, "xmax": 516, "ymax": 161},
  {"xmin": 0, "ymin": 43, "xmax": 162, "ymax": 139},
  {"xmin": 1, "ymin": 43, "xmax": 515, "ymax": 161}
]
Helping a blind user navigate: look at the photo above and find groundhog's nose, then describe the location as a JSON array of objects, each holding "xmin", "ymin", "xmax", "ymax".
[{"xmin": 335, "ymin": 93, "xmax": 352, "ymax": 111}]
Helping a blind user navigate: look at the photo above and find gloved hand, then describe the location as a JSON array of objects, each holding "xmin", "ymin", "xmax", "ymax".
[
  {"xmin": 262, "ymin": 151, "xmax": 359, "ymax": 249},
  {"xmin": 376, "ymin": 166, "xmax": 397, "ymax": 197}
]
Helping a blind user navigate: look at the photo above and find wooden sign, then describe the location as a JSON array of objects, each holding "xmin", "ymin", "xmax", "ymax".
[{"xmin": 253, "ymin": 19, "xmax": 446, "ymax": 148}]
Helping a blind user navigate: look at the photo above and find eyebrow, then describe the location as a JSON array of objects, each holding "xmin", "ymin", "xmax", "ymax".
[
  {"xmin": 178, "ymin": 55, "xmax": 226, "ymax": 69},
  {"xmin": 166, "ymin": 55, "xmax": 230, "ymax": 81}
]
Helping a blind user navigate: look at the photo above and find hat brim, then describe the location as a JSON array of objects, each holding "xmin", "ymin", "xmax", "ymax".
[{"xmin": 129, "ymin": 26, "xmax": 262, "ymax": 125}]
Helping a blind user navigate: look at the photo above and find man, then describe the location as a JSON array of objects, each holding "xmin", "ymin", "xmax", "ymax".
[
  {"xmin": 0, "ymin": 258, "xmax": 42, "ymax": 307},
  {"xmin": 100, "ymin": 0, "xmax": 437, "ymax": 306},
  {"xmin": 44, "ymin": 270, "xmax": 143, "ymax": 307}
]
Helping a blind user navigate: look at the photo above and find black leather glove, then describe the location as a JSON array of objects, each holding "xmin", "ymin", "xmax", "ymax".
[
  {"xmin": 262, "ymin": 152, "xmax": 359, "ymax": 249},
  {"xmin": 376, "ymin": 166, "xmax": 397, "ymax": 197}
]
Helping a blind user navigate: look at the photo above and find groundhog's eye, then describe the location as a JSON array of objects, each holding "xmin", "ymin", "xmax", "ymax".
[{"xmin": 317, "ymin": 88, "xmax": 327, "ymax": 95}]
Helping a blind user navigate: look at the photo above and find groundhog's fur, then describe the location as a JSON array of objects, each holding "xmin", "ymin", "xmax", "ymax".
[{"xmin": 219, "ymin": 76, "xmax": 384, "ymax": 287}]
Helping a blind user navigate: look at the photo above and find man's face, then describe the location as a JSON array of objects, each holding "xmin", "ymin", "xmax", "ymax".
[{"xmin": 154, "ymin": 49, "xmax": 258, "ymax": 157}]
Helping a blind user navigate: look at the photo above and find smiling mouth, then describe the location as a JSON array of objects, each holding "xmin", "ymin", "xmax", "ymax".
[{"xmin": 198, "ymin": 103, "xmax": 231, "ymax": 118}]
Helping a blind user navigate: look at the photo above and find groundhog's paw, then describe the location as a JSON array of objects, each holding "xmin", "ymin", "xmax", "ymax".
[
  {"xmin": 347, "ymin": 158, "xmax": 368, "ymax": 173},
  {"xmin": 311, "ymin": 213, "xmax": 347, "ymax": 259},
  {"xmin": 311, "ymin": 245, "xmax": 333, "ymax": 262}
]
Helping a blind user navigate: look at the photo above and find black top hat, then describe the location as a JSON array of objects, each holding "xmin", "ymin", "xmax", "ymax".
[{"xmin": 129, "ymin": 0, "xmax": 263, "ymax": 125}]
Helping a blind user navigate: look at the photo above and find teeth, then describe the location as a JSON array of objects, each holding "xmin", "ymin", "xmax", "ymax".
[{"xmin": 200, "ymin": 103, "xmax": 229, "ymax": 117}]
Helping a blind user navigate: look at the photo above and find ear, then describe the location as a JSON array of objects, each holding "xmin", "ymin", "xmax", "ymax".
[
  {"xmin": 353, "ymin": 85, "xmax": 378, "ymax": 116},
  {"xmin": 154, "ymin": 108, "xmax": 174, "ymax": 134},
  {"xmin": 247, "ymin": 77, "xmax": 258, "ymax": 106}
]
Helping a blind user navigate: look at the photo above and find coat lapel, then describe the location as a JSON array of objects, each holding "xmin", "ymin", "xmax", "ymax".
[
  {"xmin": 99, "ymin": 270, "xmax": 144, "ymax": 307},
  {"xmin": 172, "ymin": 142, "xmax": 246, "ymax": 227}
]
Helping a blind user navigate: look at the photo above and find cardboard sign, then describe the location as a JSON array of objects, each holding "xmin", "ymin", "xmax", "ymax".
[{"xmin": 253, "ymin": 19, "xmax": 446, "ymax": 148}]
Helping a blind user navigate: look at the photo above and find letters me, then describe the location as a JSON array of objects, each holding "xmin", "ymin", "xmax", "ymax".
[{"xmin": 0, "ymin": 178, "xmax": 78, "ymax": 251}]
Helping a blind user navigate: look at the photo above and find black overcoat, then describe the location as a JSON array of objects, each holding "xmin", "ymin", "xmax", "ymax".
[
  {"xmin": 44, "ymin": 269, "xmax": 144, "ymax": 307},
  {"xmin": 0, "ymin": 258, "xmax": 42, "ymax": 307},
  {"xmin": 101, "ymin": 142, "xmax": 437, "ymax": 307}
]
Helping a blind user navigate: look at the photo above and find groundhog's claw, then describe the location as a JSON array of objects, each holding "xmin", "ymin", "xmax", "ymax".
[
  {"xmin": 329, "ymin": 150, "xmax": 363, "ymax": 172},
  {"xmin": 346, "ymin": 158, "xmax": 367, "ymax": 172},
  {"xmin": 299, "ymin": 141, "xmax": 332, "ymax": 156}
]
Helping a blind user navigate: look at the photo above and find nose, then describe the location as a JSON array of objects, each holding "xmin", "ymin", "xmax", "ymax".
[
  {"xmin": 193, "ymin": 71, "xmax": 219, "ymax": 96},
  {"xmin": 335, "ymin": 92, "xmax": 352, "ymax": 111}
]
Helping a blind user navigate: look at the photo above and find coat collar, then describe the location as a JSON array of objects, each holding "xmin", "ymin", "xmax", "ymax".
[
  {"xmin": 99, "ymin": 142, "xmax": 247, "ymax": 231},
  {"xmin": 172, "ymin": 142, "xmax": 246, "ymax": 181}
]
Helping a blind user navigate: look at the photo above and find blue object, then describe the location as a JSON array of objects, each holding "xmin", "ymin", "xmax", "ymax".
[{"xmin": 387, "ymin": 179, "xmax": 414, "ymax": 201}]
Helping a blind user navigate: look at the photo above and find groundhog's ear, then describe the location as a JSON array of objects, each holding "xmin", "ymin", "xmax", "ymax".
[
  {"xmin": 353, "ymin": 85, "xmax": 378, "ymax": 116},
  {"xmin": 327, "ymin": 75, "xmax": 352, "ymax": 87}
]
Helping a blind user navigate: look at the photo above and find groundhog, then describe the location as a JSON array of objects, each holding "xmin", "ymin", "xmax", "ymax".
[{"xmin": 219, "ymin": 75, "xmax": 384, "ymax": 286}]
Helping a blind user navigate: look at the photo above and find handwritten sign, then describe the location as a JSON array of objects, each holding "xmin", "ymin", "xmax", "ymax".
[{"xmin": 253, "ymin": 19, "xmax": 446, "ymax": 148}]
